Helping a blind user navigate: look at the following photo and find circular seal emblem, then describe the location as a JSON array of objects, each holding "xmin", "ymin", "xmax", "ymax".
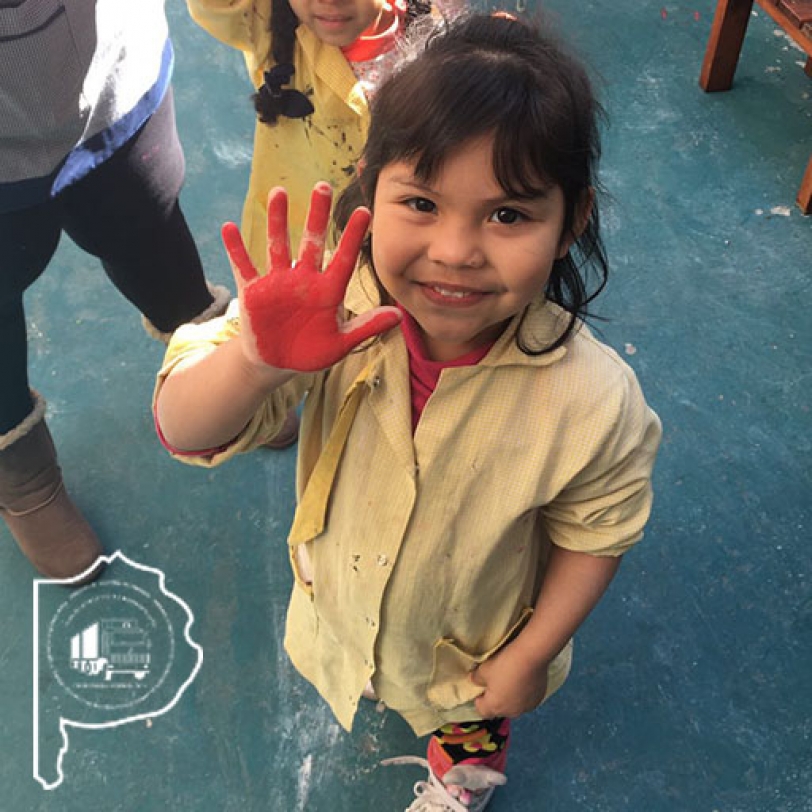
[{"xmin": 46, "ymin": 580, "xmax": 175, "ymax": 711}]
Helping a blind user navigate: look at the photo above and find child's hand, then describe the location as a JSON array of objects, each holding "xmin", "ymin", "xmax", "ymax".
[
  {"xmin": 221, "ymin": 182, "xmax": 401, "ymax": 372},
  {"xmin": 470, "ymin": 640, "xmax": 549, "ymax": 719}
]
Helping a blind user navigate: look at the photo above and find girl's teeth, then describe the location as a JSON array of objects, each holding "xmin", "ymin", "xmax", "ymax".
[{"xmin": 433, "ymin": 286, "xmax": 469, "ymax": 298}]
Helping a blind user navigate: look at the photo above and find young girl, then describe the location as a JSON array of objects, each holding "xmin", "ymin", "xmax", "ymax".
[
  {"xmin": 155, "ymin": 13, "xmax": 662, "ymax": 810},
  {"xmin": 186, "ymin": 0, "xmax": 432, "ymax": 264}
]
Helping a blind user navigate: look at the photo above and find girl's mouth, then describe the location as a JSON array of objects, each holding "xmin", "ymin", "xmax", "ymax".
[
  {"xmin": 315, "ymin": 14, "xmax": 352, "ymax": 27},
  {"xmin": 419, "ymin": 283, "xmax": 488, "ymax": 306}
]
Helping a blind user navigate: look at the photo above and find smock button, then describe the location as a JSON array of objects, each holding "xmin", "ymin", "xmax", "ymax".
[
  {"xmin": 377, "ymin": 554, "xmax": 389, "ymax": 567},
  {"xmin": 371, "ymin": 375, "xmax": 381, "ymax": 388}
]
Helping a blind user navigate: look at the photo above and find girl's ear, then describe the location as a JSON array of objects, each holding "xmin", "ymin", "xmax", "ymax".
[{"xmin": 556, "ymin": 187, "xmax": 595, "ymax": 259}]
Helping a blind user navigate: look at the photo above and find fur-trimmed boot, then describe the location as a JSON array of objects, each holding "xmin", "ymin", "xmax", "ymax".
[
  {"xmin": 141, "ymin": 282, "xmax": 232, "ymax": 344},
  {"xmin": 0, "ymin": 392, "xmax": 103, "ymax": 580}
]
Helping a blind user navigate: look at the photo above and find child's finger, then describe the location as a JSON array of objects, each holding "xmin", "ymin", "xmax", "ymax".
[
  {"xmin": 327, "ymin": 206, "xmax": 371, "ymax": 288},
  {"xmin": 221, "ymin": 222, "xmax": 257, "ymax": 286},
  {"xmin": 473, "ymin": 692, "xmax": 495, "ymax": 720},
  {"xmin": 297, "ymin": 182, "xmax": 332, "ymax": 270},
  {"xmin": 339, "ymin": 306, "xmax": 402, "ymax": 353},
  {"xmin": 266, "ymin": 187, "xmax": 292, "ymax": 274}
]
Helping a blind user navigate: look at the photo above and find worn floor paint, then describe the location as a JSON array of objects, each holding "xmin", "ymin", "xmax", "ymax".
[{"xmin": 1, "ymin": 1, "xmax": 809, "ymax": 810}]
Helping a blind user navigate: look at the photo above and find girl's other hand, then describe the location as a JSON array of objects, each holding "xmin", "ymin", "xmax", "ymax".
[
  {"xmin": 470, "ymin": 640, "xmax": 549, "ymax": 719},
  {"xmin": 221, "ymin": 182, "xmax": 401, "ymax": 372}
]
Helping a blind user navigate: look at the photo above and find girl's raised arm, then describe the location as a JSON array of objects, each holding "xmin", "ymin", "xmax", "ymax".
[{"xmin": 155, "ymin": 183, "xmax": 401, "ymax": 453}]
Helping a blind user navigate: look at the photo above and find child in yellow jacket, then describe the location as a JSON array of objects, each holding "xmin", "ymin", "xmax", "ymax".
[{"xmin": 187, "ymin": 0, "xmax": 433, "ymax": 264}]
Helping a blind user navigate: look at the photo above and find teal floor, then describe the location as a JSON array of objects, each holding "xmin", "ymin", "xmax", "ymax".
[{"xmin": 2, "ymin": 1, "xmax": 810, "ymax": 810}]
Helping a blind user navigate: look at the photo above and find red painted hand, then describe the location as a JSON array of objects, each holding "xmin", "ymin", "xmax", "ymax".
[{"xmin": 221, "ymin": 183, "xmax": 400, "ymax": 372}]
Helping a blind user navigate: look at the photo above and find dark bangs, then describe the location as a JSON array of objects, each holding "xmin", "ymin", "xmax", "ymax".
[{"xmin": 361, "ymin": 17, "xmax": 600, "ymax": 212}]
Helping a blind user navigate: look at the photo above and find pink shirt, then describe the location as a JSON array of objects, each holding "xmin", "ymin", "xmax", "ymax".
[{"xmin": 398, "ymin": 307, "xmax": 494, "ymax": 432}]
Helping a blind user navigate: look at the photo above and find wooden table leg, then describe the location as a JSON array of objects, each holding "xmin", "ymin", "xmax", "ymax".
[
  {"xmin": 797, "ymin": 155, "xmax": 812, "ymax": 215},
  {"xmin": 700, "ymin": 0, "xmax": 756, "ymax": 91}
]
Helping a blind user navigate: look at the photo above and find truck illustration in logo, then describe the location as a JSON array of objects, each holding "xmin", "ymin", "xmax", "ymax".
[{"xmin": 70, "ymin": 620, "xmax": 151, "ymax": 681}]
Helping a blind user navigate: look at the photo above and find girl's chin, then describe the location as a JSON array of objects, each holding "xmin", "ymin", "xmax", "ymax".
[{"xmin": 418, "ymin": 325, "xmax": 505, "ymax": 361}]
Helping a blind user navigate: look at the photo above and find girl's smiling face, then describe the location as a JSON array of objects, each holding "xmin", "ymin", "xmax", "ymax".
[
  {"xmin": 370, "ymin": 135, "xmax": 577, "ymax": 362},
  {"xmin": 289, "ymin": 0, "xmax": 392, "ymax": 47}
]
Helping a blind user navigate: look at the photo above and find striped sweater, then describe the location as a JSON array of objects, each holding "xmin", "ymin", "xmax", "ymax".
[{"xmin": 0, "ymin": 0, "xmax": 174, "ymax": 212}]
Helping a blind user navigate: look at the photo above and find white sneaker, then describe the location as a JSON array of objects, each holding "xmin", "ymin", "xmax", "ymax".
[{"xmin": 383, "ymin": 756, "xmax": 506, "ymax": 811}]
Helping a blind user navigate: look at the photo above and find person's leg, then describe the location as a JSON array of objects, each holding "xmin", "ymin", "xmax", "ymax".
[
  {"xmin": 0, "ymin": 205, "xmax": 102, "ymax": 579},
  {"xmin": 0, "ymin": 204, "xmax": 60, "ymax": 434},
  {"xmin": 426, "ymin": 718, "xmax": 510, "ymax": 808},
  {"xmin": 385, "ymin": 718, "xmax": 509, "ymax": 810},
  {"xmin": 427, "ymin": 718, "xmax": 511, "ymax": 781},
  {"xmin": 60, "ymin": 89, "xmax": 228, "ymax": 335}
]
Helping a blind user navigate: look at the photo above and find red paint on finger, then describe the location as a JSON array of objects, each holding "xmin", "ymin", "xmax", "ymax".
[
  {"xmin": 221, "ymin": 222, "xmax": 256, "ymax": 283},
  {"xmin": 303, "ymin": 183, "xmax": 333, "ymax": 235},
  {"xmin": 267, "ymin": 188, "xmax": 291, "ymax": 273},
  {"xmin": 327, "ymin": 207, "xmax": 371, "ymax": 284},
  {"xmin": 298, "ymin": 184, "xmax": 333, "ymax": 268},
  {"xmin": 339, "ymin": 307, "xmax": 401, "ymax": 353},
  {"xmin": 342, "ymin": 207, "xmax": 371, "ymax": 245}
]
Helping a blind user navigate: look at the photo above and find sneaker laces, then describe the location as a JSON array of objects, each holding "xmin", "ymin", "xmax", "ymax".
[{"xmin": 383, "ymin": 756, "xmax": 506, "ymax": 812}]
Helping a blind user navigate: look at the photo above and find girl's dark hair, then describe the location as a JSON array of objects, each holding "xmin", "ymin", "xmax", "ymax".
[
  {"xmin": 253, "ymin": 0, "xmax": 432, "ymax": 124},
  {"xmin": 336, "ymin": 12, "xmax": 609, "ymax": 354}
]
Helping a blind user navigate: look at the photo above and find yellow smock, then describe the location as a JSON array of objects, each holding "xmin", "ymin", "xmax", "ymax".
[{"xmin": 156, "ymin": 271, "xmax": 662, "ymax": 735}]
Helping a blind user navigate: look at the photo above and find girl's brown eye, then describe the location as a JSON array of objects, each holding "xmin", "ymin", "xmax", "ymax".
[
  {"xmin": 408, "ymin": 197, "xmax": 435, "ymax": 214},
  {"xmin": 491, "ymin": 207, "xmax": 522, "ymax": 225}
]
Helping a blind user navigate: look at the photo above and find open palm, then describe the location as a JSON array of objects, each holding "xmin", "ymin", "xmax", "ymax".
[{"xmin": 221, "ymin": 183, "xmax": 400, "ymax": 372}]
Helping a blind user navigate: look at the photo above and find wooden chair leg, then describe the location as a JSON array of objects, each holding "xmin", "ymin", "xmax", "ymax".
[
  {"xmin": 797, "ymin": 155, "xmax": 812, "ymax": 215},
  {"xmin": 700, "ymin": 0, "xmax": 756, "ymax": 91}
]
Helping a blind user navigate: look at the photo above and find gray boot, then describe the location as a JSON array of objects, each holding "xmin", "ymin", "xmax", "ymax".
[{"xmin": 0, "ymin": 392, "xmax": 103, "ymax": 580}]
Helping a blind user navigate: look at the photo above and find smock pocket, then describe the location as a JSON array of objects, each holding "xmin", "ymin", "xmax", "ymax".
[{"xmin": 427, "ymin": 607, "xmax": 534, "ymax": 711}]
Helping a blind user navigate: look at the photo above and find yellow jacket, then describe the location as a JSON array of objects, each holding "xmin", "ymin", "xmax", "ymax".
[
  {"xmin": 187, "ymin": 0, "xmax": 368, "ymax": 260},
  {"xmin": 157, "ymin": 272, "xmax": 662, "ymax": 735}
]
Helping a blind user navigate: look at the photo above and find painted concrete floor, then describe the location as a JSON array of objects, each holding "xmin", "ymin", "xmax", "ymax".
[{"xmin": 2, "ymin": 1, "xmax": 810, "ymax": 810}]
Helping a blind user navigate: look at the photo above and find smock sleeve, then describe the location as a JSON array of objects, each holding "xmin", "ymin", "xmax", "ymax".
[
  {"xmin": 153, "ymin": 299, "xmax": 313, "ymax": 468},
  {"xmin": 185, "ymin": 0, "xmax": 268, "ymax": 56},
  {"xmin": 542, "ymin": 364, "xmax": 662, "ymax": 557}
]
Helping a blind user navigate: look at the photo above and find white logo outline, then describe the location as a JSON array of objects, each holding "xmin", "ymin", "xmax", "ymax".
[{"xmin": 32, "ymin": 551, "xmax": 203, "ymax": 790}]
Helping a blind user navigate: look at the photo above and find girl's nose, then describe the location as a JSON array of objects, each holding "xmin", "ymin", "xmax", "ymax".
[{"xmin": 426, "ymin": 220, "xmax": 485, "ymax": 269}]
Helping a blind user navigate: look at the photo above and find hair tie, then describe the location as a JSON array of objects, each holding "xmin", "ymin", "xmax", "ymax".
[{"xmin": 260, "ymin": 64, "xmax": 315, "ymax": 119}]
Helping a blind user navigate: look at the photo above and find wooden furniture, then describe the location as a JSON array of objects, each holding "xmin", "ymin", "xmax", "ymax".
[{"xmin": 700, "ymin": 0, "xmax": 812, "ymax": 214}]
